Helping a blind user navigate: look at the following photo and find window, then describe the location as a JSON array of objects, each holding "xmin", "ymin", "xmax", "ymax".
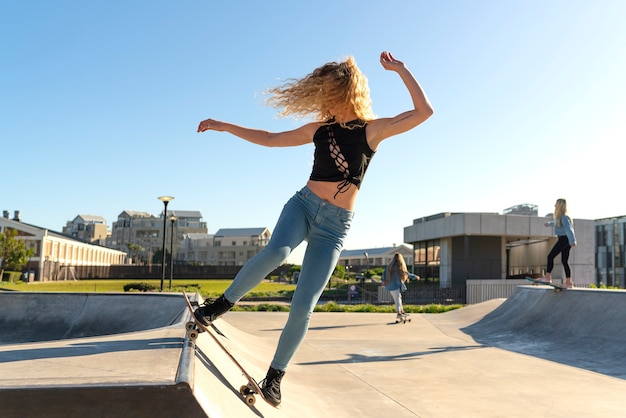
[{"xmin": 414, "ymin": 240, "xmax": 440, "ymax": 266}]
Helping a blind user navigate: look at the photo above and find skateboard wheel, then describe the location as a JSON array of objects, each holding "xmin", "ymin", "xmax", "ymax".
[
  {"xmin": 244, "ymin": 394, "xmax": 256, "ymax": 405},
  {"xmin": 187, "ymin": 329, "xmax": 199, "ymax": 341},
  {"xmin": 240, "ymin": 385, "xmax": 249, "ymax": 396},
  {"xmin": 185, "ymin": 321, "xmax": 195, "ymax": 331}
]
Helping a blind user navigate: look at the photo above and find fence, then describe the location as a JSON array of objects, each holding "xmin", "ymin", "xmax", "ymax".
[
  {"xmin": 34, "ymin": 264, "xmax": 591, "ymax": 306},
  {"xmin": 465, "ymin": 279, "xmax": 528, "ymax": 304},
  {"xmin": 377, "ymin": 282, "xmax": 466, "ymax": 305}
]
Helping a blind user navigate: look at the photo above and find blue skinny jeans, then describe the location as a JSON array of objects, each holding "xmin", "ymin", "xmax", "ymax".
[{"xmin": 223, "ymin": 186, "xmax": 354, "ymax": 371}]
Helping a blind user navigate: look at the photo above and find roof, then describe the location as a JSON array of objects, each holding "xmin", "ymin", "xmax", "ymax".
[
  {"xmin": 214, "ymin": 228, "xmax": 268, "ymax": 237},
  {"xmin": 169, "ymin": 210, "xmax": 203, "ymax": 219},
  {"xmin": 74, "ymin": 214, "xmax": 107, "ymax": 224},
  {"xmin": 340, "ymin": 245, "xmax": 411, "ymax": 258},
  {"xmin": 0, "ymin": 217, "xmax": 122, "ymax": 250},
  {"xmin": 118, "ymin": 210, "xmax": 153, "ymax": 218}
]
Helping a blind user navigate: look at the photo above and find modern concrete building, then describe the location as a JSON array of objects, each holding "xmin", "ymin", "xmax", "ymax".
[
  {"xmin": 1, "ymin": 214, "xmax": 127, "ymax": 282},
  {"xmin": 404, "ymin": 212, "xmax": 595, "ymax": 287}
]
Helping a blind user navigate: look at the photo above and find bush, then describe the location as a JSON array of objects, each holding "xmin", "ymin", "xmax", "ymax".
[
  {"xmin": 232, "ymin": 304, "xmax": 290, "ymax": 312},
  {"xmin": 172, "ymin": 283, "xmax": 201, "ymax": 291},
  {"xmin": 1, "ymin": 271, "xmax": 22, "ymax": 283},
  {"xmin": 123, "ymin": 282, "xmax": 157, "ymax": 292}
]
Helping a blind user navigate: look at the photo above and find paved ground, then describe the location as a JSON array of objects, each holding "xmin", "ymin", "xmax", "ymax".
[{"xmin": 1, "ymin": 286, "xmax": 626, "ymax": 417}]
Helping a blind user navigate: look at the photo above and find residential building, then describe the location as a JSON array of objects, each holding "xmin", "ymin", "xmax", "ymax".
[
  {"xmin": 108, "ymin": 210, "xmax": 208, "ymax": 264},
  {"xmin": 62, "ymin": 214, "xmax": 110, "ymax": 245},
  {"xmin": 178, "ymin": 227, "xmax": 271, "ymax": 266},
  {"xmin": 1, "ymin": 213, "xmax": 127, "ymax": 282}
]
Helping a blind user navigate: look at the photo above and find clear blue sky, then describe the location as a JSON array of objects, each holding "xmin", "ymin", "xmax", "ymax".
[{"xmin": 2, "ymin": 1, "xmax": 625, "ymax": 263}]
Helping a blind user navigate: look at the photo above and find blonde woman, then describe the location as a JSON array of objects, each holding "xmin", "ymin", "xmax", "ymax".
[
  {"xmin": 382, "ymin": 252, "xmax": 420, "ymax": 321},
  {"xmin": 195, "ymin": 51, "xmax": 433, "ymax": 406},
  {"xmin": 542, "ymin": 198, "xmax": 576, "ymax": 288}
]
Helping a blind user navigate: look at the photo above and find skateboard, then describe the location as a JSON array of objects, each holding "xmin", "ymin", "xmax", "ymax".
[
  {"xmin": 395, "ymin": 313, "xmax": 411, "ymax": 324},
  {"xmin": 182, "ymin": 291, "xmax": 274, "ymax": 408},
  {"xmin": 525, "ymin": 276, "xmax": 565, "ymax": 291}
]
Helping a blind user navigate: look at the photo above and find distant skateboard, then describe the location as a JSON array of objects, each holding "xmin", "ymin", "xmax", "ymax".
[
  {"xmin": 182, "ymin": 291, "xmax": 274, "ymax": 408},
  {"xmin": 395, "ymin": 313, "xmax": 411, "ymax": 324},
  {"xmin": 525, "ymin": 276, "xmax": 565, "ymax": 291}
]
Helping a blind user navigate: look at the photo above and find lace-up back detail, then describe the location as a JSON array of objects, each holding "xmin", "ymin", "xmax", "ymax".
[{"xmin": 309, "ymin": 120, "xmax": 375, "ymax": 197}]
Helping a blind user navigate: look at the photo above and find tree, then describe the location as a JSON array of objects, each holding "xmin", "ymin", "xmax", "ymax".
[
  {"xmin": 126, "ymin": 242, "xmax": 143, "ymax": 264},
  {"xmin": 0, "ymin": 229, "xmax": 34, "ymax": 279},
  {"xmin": 333, "ymin": 264, "xmax": 346, "ymax": 280},
  {"xmin": 152, "ymin": 248, "xmax": 170, "ymax": 265}
]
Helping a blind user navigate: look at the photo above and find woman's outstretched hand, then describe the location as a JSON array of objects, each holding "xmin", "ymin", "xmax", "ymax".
[
  {"xmin": 198, "ymin": 118, "xmax": 226, "ymax": 133},
  {"xmin": 380, "ymin": 51, "xmax": 406, "ymax": 72}
]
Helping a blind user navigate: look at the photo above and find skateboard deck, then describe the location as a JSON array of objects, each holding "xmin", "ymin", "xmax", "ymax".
[
  {"xmin": 525, "ymin": 277, "xmax": 565, "ymax": 291},
  {"xmin": 395, "ymin": 314, "xmax": 411, "ymax": 324},
  {"xmin": 182, "ymin": 291, "xmax": 274, "ymax": 408}
]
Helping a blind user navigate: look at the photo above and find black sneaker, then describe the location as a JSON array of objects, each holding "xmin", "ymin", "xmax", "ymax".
[
  {"xmin": 193, "ymin": 294, "xmax": 234, "ymax": 326},
  {"xmin": 260, "ymin": 367, "xmax": 285, "ymax": 407}
]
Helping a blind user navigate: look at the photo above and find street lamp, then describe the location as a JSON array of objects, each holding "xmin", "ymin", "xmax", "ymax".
[
  {"xmin": 363, "ymin": 252, "xmax": 369, "ymax": 304},
  {"xmin": 169, "ymin": 215, "xmax": 177, "ymax": 290},
  {"xmin": 158, "ymin": 196, "xmax": 174, "ymax": 291}
]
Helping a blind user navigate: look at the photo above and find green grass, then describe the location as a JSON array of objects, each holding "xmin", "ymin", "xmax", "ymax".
[
  {"xmin": 0, "ymin": 279, "xmax": 462, "ymax": 314},
  {"xmin": 232, "ymin": 303, "xmax": 461, "ymax": 314},
  {"xmin": 0, "ymin": 279, "xmax": 294, "ymax": 297},
  {"xmin": 312, "ymin": 301, "xmax": 462, "ymax": 314}
]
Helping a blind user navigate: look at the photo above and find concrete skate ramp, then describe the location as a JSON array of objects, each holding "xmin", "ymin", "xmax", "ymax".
[
  {"xmin": 0, "ymin": 292, "xmax": 203, "ymax": 417},
  {"xmin": 3, "ymin": 289, "xmax": 626, "ymax": 417},
  {"xmin": 462, "ymin": 286, "xmax": 626, "ymax": 378},
  {"xmin": 0, "ymin": 292, "xmax": 187, "ymax": 344}
]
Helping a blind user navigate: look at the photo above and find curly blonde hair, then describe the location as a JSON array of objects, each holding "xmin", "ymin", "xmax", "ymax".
[{"xmin": 265, "ymin": 56, "xmax": 374, "ymax": 125}]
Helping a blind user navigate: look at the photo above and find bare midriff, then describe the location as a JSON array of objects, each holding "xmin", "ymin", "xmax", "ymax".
[{"xmin": 306, "ymin": 180, "xmax": 358, "ymax": 211}]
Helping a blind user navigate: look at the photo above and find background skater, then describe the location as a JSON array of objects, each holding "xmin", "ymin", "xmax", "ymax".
[
  {"xmin": 542, "ymin": 198, "xmax": 576, "ymax": 288},
  {"xmin": 382, "ymin": 252, "xmax": 420, "ymax": 322}
]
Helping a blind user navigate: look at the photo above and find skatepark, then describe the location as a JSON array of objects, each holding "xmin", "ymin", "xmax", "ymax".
[{"xmin": 1, "ymin": 286, "xmax": 626, "ymax": 417}]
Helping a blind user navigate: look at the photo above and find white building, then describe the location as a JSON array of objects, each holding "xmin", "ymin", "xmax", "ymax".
[{"xmin": 1, "ymin": 213, "xmax": 127, "ymax": 282}]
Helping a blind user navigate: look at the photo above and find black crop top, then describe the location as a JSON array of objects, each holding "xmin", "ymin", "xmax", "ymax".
[{"xmin": 309, "ymin": 119, "xmax": 375, "ymax": 197}]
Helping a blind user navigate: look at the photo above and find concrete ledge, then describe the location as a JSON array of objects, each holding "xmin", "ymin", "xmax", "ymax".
[{"xmin": 0, "ymin": 292, "xmax": 205, "ymax": 417}]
